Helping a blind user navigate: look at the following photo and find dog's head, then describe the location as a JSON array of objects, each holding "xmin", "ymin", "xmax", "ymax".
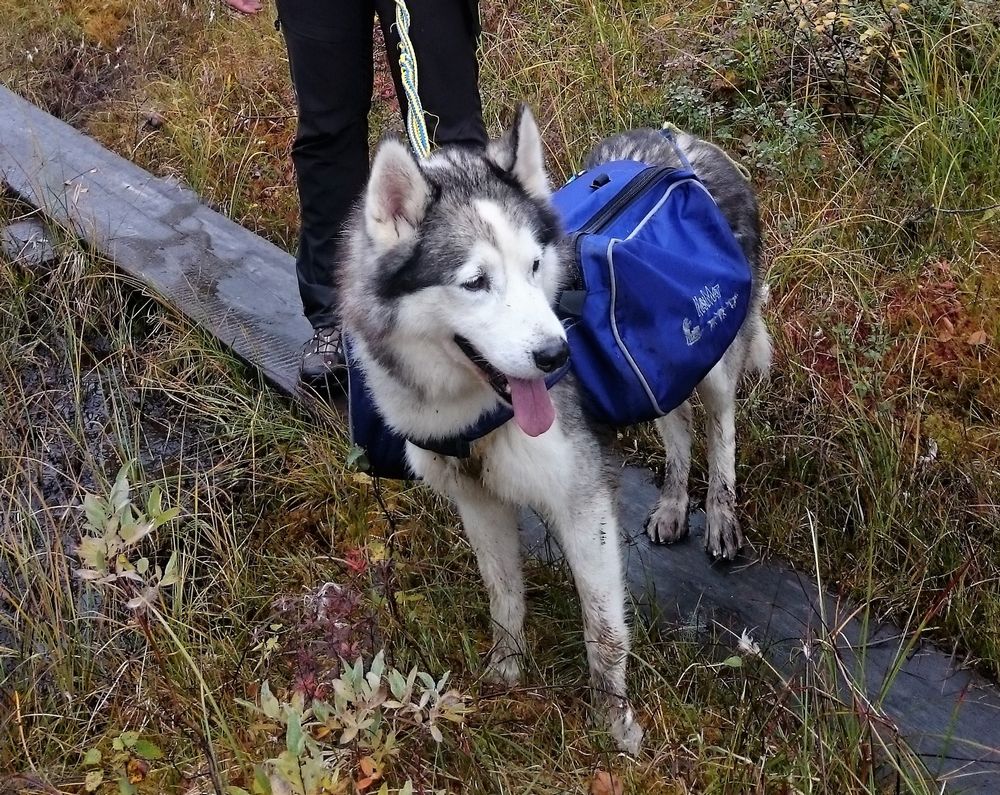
[{"xmin": 344, "ymin": 105, "xmax": 569, "ymax": 437}]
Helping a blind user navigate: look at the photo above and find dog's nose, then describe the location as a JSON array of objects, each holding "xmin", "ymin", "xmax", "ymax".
[{"xmin": 533, "ymin": 338, "xmax": 569, "ymax": 373}]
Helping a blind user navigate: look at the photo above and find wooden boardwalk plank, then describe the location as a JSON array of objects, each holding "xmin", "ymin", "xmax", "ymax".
[
  {"xmin": 3, "ymin": 83, "xmax": 999, "ymax": 792},
  {"xmin": 0, "ymin": 84, "xmax": 311, "ymax": 395},
  {"xmin": 524, "ymin": 470, "xmax": 1000, "ymax": 790}
]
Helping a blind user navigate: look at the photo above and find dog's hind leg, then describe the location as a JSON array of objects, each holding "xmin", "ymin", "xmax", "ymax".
[
  {"xmin": 646, "ymin": 400, "xmax": 693, "ymax": 544},
  {"xmin": 453, "ymin": 489, "xmax": 527, "ymax": 686},
  {"xmin": 699, "ymin": 360, "xmax": 743, "ymax": 560},
  {"xmin": 554, "ymin": 495, "xmax": 643, "ymax": 754}
]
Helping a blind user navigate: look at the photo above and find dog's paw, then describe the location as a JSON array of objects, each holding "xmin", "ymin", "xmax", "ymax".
[
  {"xmin": 484, "ymin": 648, "xmax": 522, "ymax": 687},
  {"xmin": 645, "ymin": 497, "xmax": 689, "ymax": 544},
  {"xmin": 705, "ymin": 505, "xmax": 743, "ymax": 561},
  {"xmin": 607, "ymin": 704, "xmax": 644, "ymax": 755}
]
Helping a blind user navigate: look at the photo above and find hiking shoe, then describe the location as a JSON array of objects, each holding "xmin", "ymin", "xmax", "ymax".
[{"xmin": 301, "ymin": 325, "xmax": 346, "ymax": 384}]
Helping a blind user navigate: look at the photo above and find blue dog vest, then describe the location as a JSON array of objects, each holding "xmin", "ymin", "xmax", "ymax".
[
  {"xmin": 347, "ymin": 134, "xmax": 753, "ymax": 478},
  {"xmin": 344, "ymin": 336, "xmax": 568, "ymax": 480}
]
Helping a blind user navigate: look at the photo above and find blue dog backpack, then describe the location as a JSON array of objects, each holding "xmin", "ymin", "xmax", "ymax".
[
  {"xmin": 551, "ymin": 141, "xmax": 752, "ymax": 426},
  {"xmin": 347, "ymin": 133, "xmax": 753, "ymax": 476}
]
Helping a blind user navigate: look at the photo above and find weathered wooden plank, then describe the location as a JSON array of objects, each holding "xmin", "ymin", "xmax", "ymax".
[
  {"xmin": 523, "ymin": 470, "xmax": 1000, "ymax": 791},
  {"xmin": 3, "ymin": 82, "xmax": 999, "ymax": 791},
  {"xmin": 0, "ymin": 83, "xmax": 311, "ymax": 394},
  {"xmin": 1, "ymin": 217, "xmax": 57, "ymax": 269}
]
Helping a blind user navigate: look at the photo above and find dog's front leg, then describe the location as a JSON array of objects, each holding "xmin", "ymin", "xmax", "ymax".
[
  {"xmin": 554, "ymin": 497, "xmax": 643, "ymax": 754},
  {"xmin": 452, "ymin": 487, "xmax": 527, "ymax": 686},
  {"xmin": 647, "ymin": 400, "xmax": 693, "ymax": 544}
]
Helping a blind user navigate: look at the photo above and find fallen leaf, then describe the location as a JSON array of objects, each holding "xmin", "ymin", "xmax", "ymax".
[
  {"xmin": 967, "ymin": 330, "xmax": 989, "ymax": 346},
  {"xmin": 356, "ymin": 756, "xmax": 383, "ymax": 791},
  {"xmin": 590, "ymin": 770, "xmax": 623, "ymax": 795},
  {"xmin": 133, "ymin": 738, "xmax": 163, "ymax": 759},
  {"xmin": 84, "ymin": 770, "xmax": 104, "ymax": 792},
  {"xmin": 82, "ymin": 748, "xmax": 102, "ymax": 767},
  {"xmin": 344, "ymin": 547, "xmax": 367, "ymax": 574},
  {"xmin": 127, "ymin": 757, "xmax": 149, "ymax": 784},
  {"xmin": 367, "ymin": 540, "xmax": 388, "ymax": 562}
]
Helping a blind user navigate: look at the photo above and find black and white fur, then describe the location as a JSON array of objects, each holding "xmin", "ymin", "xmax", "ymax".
[{"xmin": 338, "ymin": 106, "xmax": 771, "ymax": 753}]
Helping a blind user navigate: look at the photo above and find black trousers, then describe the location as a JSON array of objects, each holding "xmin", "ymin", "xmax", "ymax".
[{"xmin": 276, "ymin": 0, "xmax": 487, "ymax": 329}]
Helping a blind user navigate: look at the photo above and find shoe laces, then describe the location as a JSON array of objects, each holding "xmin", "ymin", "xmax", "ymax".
[{"xmin": 308, "ymin": 326, "xmax": 342, "ymax": 356}]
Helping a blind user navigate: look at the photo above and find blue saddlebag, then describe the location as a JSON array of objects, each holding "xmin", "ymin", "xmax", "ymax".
[{"xmin": 551, "ymin": 152, "xmax": 752, "ymax": 426}]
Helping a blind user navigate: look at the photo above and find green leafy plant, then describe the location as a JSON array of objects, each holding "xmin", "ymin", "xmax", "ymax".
[
  {"xmin": 80, "ymin": 731, "xmax": 164, "ymax": 794},
  {"xmin": 245, "ymin": 651, "xmax": 469, "ymax": 794},
  {"xmin": 75, "ymin": 463, "xmax": 180, "ymax": 609}
]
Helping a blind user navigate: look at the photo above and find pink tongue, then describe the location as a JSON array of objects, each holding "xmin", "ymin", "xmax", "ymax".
[{"xmin": 507, "ymin": 377, "xmax": 556, "ymax": 437}]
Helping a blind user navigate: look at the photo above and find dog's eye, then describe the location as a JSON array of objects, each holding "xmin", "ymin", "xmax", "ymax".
[
  {"xmin": 532, "ymin": 258, "xmax": 541, "ymax": 275},
  {"xmin": 462, "ymin": 273, "xmax": 490, "ymax": 291}
]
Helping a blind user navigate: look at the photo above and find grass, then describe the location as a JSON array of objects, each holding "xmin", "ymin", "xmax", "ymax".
[
  {"xmin": 1, "ymin": 0, "xmax": 999, "ymax": 792},
  {"xmin": 0, "ymin": 203, "xmax": 937, "ymax": 792}
]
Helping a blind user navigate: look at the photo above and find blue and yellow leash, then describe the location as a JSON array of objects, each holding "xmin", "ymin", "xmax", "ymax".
[
  {"xmin": 394, "ymin": 0, "xmax": 431, "ymax": 159},
  {"xmin": 394, "ymin": 1, "xmax": 749, "ymax": 183}
]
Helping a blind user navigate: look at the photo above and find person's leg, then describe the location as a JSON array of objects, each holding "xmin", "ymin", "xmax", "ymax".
[
  {"xmin": 375, "ymin": 0, "xmax": 487, "ymax": 149},
  {"xmin": 276, "ymin": 0, "xmax": 374, "ymax": 378}
]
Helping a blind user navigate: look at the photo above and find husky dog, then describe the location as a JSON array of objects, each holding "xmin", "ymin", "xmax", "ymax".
[{"xmin": 338, "ymin": 106, "xmax": 770, "ymax": 753}]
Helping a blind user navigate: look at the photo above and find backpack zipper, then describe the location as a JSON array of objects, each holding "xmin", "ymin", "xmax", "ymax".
[
  {"xmin": 576, "ymin": 165, "xmax": 672, "ymax": 235},
  {"xmin": 562, "ymin": 165, "xmax": 672, "ymax": 294}
]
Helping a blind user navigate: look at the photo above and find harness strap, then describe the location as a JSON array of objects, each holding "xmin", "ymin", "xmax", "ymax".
[
  {"xmin": 659, "ymin": 126, "xmax": 694, "ymax": 173},
  {"xmin": 345, "ymin": 333, "xmax": 571, "ymax": 463},
  {"xmin": 660, "ymin": 122, "xmax": 752, "ymax": 182},
  {"xmin": 409, "ymin": 360, "xmax": 571, "ymax": 457}
]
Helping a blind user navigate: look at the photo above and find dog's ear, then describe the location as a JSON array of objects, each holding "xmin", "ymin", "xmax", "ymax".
[
  {"xmin": 488, "ymin": 104, "xmax": 549, "ymax": 199},
  {"xmin": 365, "ymin": 138, "xmax": 431, "ymax": 251}
]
